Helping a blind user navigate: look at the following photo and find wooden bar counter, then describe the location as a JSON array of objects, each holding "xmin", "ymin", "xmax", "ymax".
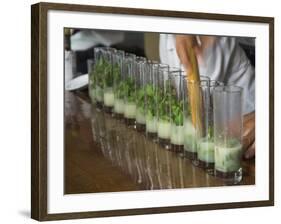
[{"xmin": 64, "ymin": 91, "xmax": 255, "ymax": 194}]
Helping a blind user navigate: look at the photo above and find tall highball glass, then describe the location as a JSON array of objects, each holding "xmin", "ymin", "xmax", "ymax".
[
  {"xmin": 111, "ymin": 50, "xmax": 125, "ymax": 116},
  {"xmin": 169, "ymin": 70, "xmax": 185, "ymax": 154},
  {"xmin": 197, "ymin": 80, "xmax": 223, "ymax": 171},
  {"xmin": 123, "ymin": 53, "xmax": 137, "ymax": 126},
  {"xmin": 101, "ymin": 48, "xmax": 116, "ymax": 113},
  {"xmin": 145, "ymin": 62, "xmax": 158, "ymax": 141},
  {"xmin": 136, "ymin": 60, "xmax": 148, "ymax": 132},
  {"xmin": 157, "ymin": 64, "xmax": 171, "ymax": 149},
  {"xmin": 213, "ymin": 85, "xmax": 243, "ymax": 184},
  {"xmin": 183, "ymin": 76, "xmax": 210, "ymax": 161}
]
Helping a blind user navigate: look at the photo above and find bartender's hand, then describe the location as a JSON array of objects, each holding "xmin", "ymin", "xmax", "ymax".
[
  {"xmin": 242, "ymin": 112, "xmax": 255, "ymax": 159},
  {"xmin": 175, "ymin": 35, "xmax": 217, "ymax": 69},
  {"xmin": 175, "ymin": 35, "xmax": 197, "ymax": 69}
]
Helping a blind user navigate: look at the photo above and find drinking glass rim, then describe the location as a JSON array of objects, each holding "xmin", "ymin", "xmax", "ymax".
[
  {"xmin": 210, "ymin": 80, "xmax": 224, "ymax": 87},
  {"xmin": 169, "ymin": 67, "xmax": 182, "ymax": 73},
  {"xmin": 136, "ymin": 60, "xmax": 148, "ymax": 65},
  {"xmin": 136, "ymin": 56, "xmax": 147, "ymax": 62},
  {"xmin": 158, "ymin": 63, "xmax": 169, "ymax": 71},
  {"xmin": 149, "ymin": 62, "xmax": 169, "ymax": 72},
  {"xmin": 114, "ymin": 49, "xmax": 125, "ymax": 56},
  {"xmin": 147, "ymin": 60, "xmax": 158, "ymax": 64},
  {"xmin": 214, "ymin": 85, "xmax": 243, "ymax": 93},
  {"xmin": 125, "ymin": 52, "xmax": 137, "ymax": 59},
  {"xmin": 94, "ymin": 46, "xmax": 115, "ymax": 50},
  {"xmin": 181, "ymin": 75, "xmax": 210, "ymax": 79},
  {"xmin": 181, "ymin": 75, "xmax": 210, "ymax": 83},
  {"xmin": 94, "ymin": 46, "xmax": 116, "ymax": 53}
]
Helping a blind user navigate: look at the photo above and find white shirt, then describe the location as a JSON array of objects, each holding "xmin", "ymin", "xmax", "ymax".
[
  {"xmin": 70, "ymin": 30, "xmax": 124, "ymax": 51},
  {"xmin": 159, "ymin": 34, "xmax": 255, "ymax": 114}
]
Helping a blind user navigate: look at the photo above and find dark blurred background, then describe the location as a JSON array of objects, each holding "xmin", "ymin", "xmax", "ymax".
[
  {"xmin": 64, "ymin": 28, "xmax": 255, "ymax": 76},
  {"xmin": 65, "ymin": 28, "xmax": 160, "ymax": 75}
]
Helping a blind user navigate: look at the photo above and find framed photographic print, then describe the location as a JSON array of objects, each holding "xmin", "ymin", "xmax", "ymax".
[{"xmin": 31, "ymin": 2, "xmax": 274, "ymax": 221}]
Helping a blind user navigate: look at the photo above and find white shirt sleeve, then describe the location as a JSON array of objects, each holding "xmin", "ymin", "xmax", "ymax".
[
  {"xmin": 202, "ymin": 37, "xmax": 255, "ymax": 114},
  {"xmin": 159, "ymin": 34, "xmax": 182, "ymax": 69},
  {"xmin": 159, "ymin": 35, "xmax": 255, "ymax": 115},
  {"xmin": 71, "ymin": 30, "xmax": 125, "ymax": 51}
]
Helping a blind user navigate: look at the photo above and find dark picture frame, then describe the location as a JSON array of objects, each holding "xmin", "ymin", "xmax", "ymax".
[{"xmin": 31, "ymin": 2, "xmax": 274, "ymax": 221}]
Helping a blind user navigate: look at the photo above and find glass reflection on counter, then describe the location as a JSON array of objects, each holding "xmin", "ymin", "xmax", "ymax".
[{"xmin": 90, "ymin": 104, "xmax": 222, "ymax": 190}]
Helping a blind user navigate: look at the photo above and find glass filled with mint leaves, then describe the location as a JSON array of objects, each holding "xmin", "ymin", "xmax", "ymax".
[
  {"xmin": 157, "ymin": 64, "xmax": 172, "ymax": 149},
  {"xmin": 87, "ymin": 58, "xmax": 96, "ymax": 104},
  {"xmin": 93, "ymin": 47, "xmax": 114, "ymax": 108},
  {"xmin": 136, "ymin": 60, "xmax": 148, "ymax": 132},
  {"xmin": 213, "ymin": 85, "xmax": 243, "ymax": 184},
  {"xmin": 122, "ymin": 53, "xmax": 137, "ymax": 126},
  {"xmin": 169, "ymin": 69, "xmax": 185, "ymax": 154},
  {"xmin": 111, "ymin": 50, "xmax": 125, "ymax": 117},
  {"xmin": 101, "ymin": 47, "xmax": 116, "ymax": 113},
  {"xmin": 183, "ymin": 76, "xmax": 210, "ymax": 161},
  {"xmin": 197, "ymin": 80, "xmax": 223, "ymax": 171},
  {"xmin": 145, "ymin": 62, "xmax": 159, "ymax": 141}
]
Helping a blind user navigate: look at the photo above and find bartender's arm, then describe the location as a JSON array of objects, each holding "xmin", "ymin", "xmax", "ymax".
[
  {"xmin": 175, "ymin": 34, "xmax": 255, "ymax": 159},
  {"xmin": 175, "ymin": 35, "xmax": 216, "ymax": 70}
]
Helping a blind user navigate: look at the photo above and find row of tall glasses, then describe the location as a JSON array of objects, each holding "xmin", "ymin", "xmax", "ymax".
[{"xmin": 88, "ymin": 47, "xmax": 243, "ymax": 184}]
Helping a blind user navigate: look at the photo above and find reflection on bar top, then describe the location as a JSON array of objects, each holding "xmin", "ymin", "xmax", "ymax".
[
  {"xmin": 64, "ymin": 91, "xmax": 255, "ymax": 192},
  {"xmin": 90, "ymin": 105, "xmax": 227, "ymax": 190}
]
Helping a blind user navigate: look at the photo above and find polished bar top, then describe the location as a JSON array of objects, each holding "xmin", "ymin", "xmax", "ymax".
[{"xmin": 64, "ymin": 91, "xmax": 255, "ymax": 194}]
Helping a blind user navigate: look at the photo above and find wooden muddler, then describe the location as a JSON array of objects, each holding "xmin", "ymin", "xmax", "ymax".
[{"xmin": 186, "ymin": 46, "xmax": 203, "ymax": 135}]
